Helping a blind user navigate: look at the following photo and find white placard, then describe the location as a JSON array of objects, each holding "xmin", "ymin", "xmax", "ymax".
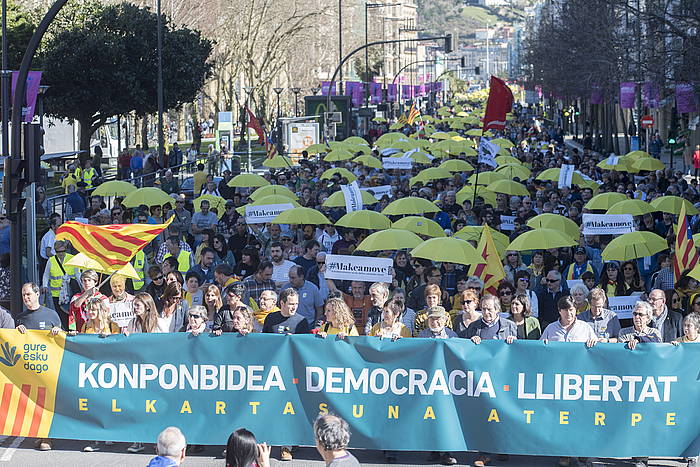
[
  {"xmin": 325, "ymin": 254, "xmax": 393, "ymax": 283},
  {"xmin": 382, "ymin": 157, "xmax": 413, "ymax": 170},
  {"xmin": 582, "ymin": 214, "xmax": 635, "ymax": 236},
  {"xmin": 608, "ymin": 295, "xmax": 639, "ymax": 320},
  {"xmin": 478, "ymin": 138, "xmax": 499, "ymax": 168},
  {"xmin": 361, "ymin": 185, "xmax": 393, "ymax": 199},
  {"xmin": 566, "ymin": 279, "xmax": 583, "ymax": 290},
  {"xmin": 500, "ymin": 215, "xmax": 515, "ymax": 231},
  {"xmin": 340, "ymin": 181, "xmax": 363, "ymax": 213},
  {"xmin": 245, "ymin": 203, "xmax": 295, "ymax": 224},
  {"xmin": 558, "ymin": 164, "xmax": 575, "ymax": 188},
  {"xmin": 110, "ymin": 301, "xmax": 134, "ymax": 328},
  {"xmin": 606, "ymin": 155, "xmax": 619, "ymax": 166}
]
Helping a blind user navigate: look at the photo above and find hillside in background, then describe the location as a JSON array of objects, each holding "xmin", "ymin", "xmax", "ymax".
[{"xmin": 417, "ymin": 0, "xmax": 537, "ymax": 44}]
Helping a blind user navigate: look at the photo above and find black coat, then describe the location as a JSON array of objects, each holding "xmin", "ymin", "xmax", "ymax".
[{"xmin": 536, "ymin": 285, "xmax": 570, "ymax": 327}]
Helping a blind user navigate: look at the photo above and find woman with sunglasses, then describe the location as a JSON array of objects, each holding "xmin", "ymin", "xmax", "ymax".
[
  {"xmin": 144, "ymin": 266, "xmax": 166, "ymax": 310},
  {"xmin": 598, "ymin": 261, "xmax": 625, "ymax": 297},
  {"xmin": 392, "ymin": 251, "xmax": 413, "ymax": 290},
  {"xmin": 496, "ymin": 281, "xmax": 515, "ymax": 315},
  {"xmin": 157, "ymin": 281, "xmax": 189, "ymax": 333},
  {"xmin": 213, "ymin": 283, "xmax": 254, "ymax": 335},
  {"xmin": 621, "ymin": 260, "xmax": 644, "ymax": 295},
  {"xmin": 665, "ymin": 288, "xmax": 685, "ymax": 316},
  {"xmin": 185, "ymin": 305, "xmax": 210, "ymax": 336},
  {"xmin": 514, "ymin": 270, "xmax": 539, "ymax": 318},
  {"xmin": 452, "ymin": 289, "xmax": 481, "ymax": 336},
  {"xmin": 212, "ymin": 233, "xmax": 236, "ymax": 268},
  {"xmin": 234, "ymin": 246, "xmax": 260, "ymax": 279},
  {"xmin": 406, "ymin": 258, "xmax": 431, "ymax": 294}
]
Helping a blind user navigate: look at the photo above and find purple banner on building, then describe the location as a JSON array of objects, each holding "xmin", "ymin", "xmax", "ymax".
[
  {"xmin": 370, "ymin": 82, "xmax": 383, "ymax": 104},
  {"xmin": 619, "ymin": 81, "xmax": 636, "ymax": 109},
  {"xmin": 352, "ymin": 83, "xmax": 365, "ymax": 108},
  {"xmin": 676, "ymin": 83, "xmax": 698, "ymax": 114},
  {"xmin": 642, "ymin": 82, "xmax": 660, "ymax": 108},
  {"xmin": 321, "ymin": 81, "xmax": 336, "ymax": 96},
  {"xmin": 345, "ymin": 81, "xmax": 359, "ymax": 107},
  {"xmin": 435, "ymin": 82, "xmax": 443, "ymax": 93},
  {"xmin": 402, "ymin": 84, "xmax": 413, "ymax": 100},
  {"xmin": 387, "ymin": 84, "xmax": 397, "ymax": 102},
  {"xmin": 11, "ymin": 71, "xmax": 42, "ymax": 123},
  {"xmin": 591, "ymin": 85, "xmax": 603, "ymax": 105}
]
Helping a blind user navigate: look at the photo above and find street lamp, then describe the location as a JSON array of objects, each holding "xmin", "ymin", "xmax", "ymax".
[
  {"xmin": 291, "ymin": 87, "xmax": 302, "ymax": 117},
  {"xmin": 311, "ymin": 87, "xmax": 321, "ymax": 96},
  {"xmin": 156, "ymin": 0, "xmax": 164, "ymax": 164},
  {"xmin": 243, "ymin": 86, "xmax": 254, "ymax": 171},
  {"xmin": 273, "ymin": 87, "xmax": 284, "ymax": 118},
  {"xmin": 365, "ymin": 2, "xmax": 401, "ymax": 106}
]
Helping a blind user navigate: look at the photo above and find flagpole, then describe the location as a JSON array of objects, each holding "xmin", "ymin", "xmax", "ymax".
[{"xmin": 472, "ymin": 127, "xmax": 485, "ymax": 206}]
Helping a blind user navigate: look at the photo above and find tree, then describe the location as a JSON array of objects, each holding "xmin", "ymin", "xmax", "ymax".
[
  {"xmin": 41, "ymin": 2, "xmax": 213, "ymax": 157},
  {"xmin": 1, "ymin": 0, "xmax": 36, "ymax": 70}
]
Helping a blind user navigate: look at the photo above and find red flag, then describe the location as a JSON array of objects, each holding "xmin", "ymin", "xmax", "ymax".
[
  {"xmin": 482, "ymin": 76, "xmax": 514, "ymax": 131},
  {"xmin": 246, "ymin": 107, "xmax": 265, "ymax": 144}
]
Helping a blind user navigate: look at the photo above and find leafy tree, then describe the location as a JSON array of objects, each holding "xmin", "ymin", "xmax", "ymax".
[
  {"xmin": 41, "ymin": 2, "xmax": 213, "ymax": 156},
  {"xmin": 1, "ymin": 0, "xmax": 36, "ymax": 70}
]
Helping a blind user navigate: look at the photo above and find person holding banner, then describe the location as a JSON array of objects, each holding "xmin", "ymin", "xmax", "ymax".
[
  {"xmin": 463, "ymin": 295, "xmax": 517, "ymax": 343},
  {"xmin": 540, "ymin": 295, "xmax": 598, "ymax": 346},
  {"xmin": 317, "ymin": 298, "xmax": 359, "ymax": 338},
  {"xmin": 672, "ymin": 312, "xmax": 700, "ymax": 344},
  {"xmin": 262, "ymin": 288, "xmax": 310, "ymax": 335},
  {"xmin": 618, "ymin": 301, "xmax": 662, "ymax": 349},
  {"xmin": 452, "ymin": 289, "xmax": 482, "ymax": 336},
  {"xmin": 368, "ymin": 297, "xmax": 411, "ymax": 339},
  {"xmin": 578, "ymin": 288, "xmax": 621, "ymax": 343},
  {"xmin": 509, "ymin": 293, "xmax": 541, "ymax": 340},
  {"xmin": 70, "ymin": 298, "xmax": 119, "ymax": 335},
  {"xmin": 647, "ymin": 289, "xmax": 683, "ymax": 343},
  {"xmin": 68, "ymin": 270, "xmax": 110, "ymax": 333}
]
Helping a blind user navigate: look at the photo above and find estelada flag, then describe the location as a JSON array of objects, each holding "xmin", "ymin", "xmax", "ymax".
[
  {"xmin": 407, "ymin": 103, "xmax": 421, "ymax": 125},
  {"xmin": 56, "ymin": 216, "xmax": 173, "ymax": 271},
  {"xmin": 246, "ymin": 107, "xmax": 265, "ymax": 144},
  {"xmin": 467, "ymin": 224, "xmax": 505, "ymax": 296},
  {"xmin": 674, "ymin": 203, "xmax": 698, "ymax": 280},
  {"xmin": 482, "ymin": 76, "xmax": 514, "ymax": 131}
]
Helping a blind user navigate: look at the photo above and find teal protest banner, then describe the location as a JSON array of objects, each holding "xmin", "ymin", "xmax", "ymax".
[{"xmin": 11, "ymin": 331, "xmax": 698, "ymax": 457}]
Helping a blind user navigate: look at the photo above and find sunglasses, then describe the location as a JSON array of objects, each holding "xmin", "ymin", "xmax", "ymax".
[
  {"xmin": 632, "ymin": 312, "xmax": 647, "ymax": 317},
  {"xmin": 507, "ymin": 253, "xmax": 517, "ymax": 257},
  {"xmin": 317, "ymin": 261, "xmax": 325, "ymax": 265},
  {"xmin": 518, "ymin": 277, "xmax": 529, "ymax": 282},
  {"xmin": 546, "ymin": 278, "xmax": 560, "ymax": 283},
  {"xmin": 189, "ymin": 313, "xmax": 204, "ymax": 319},
  {"xmin": 153, "ymin": 276, "xmax": 164, "ymax": 281},
  {"xmin": 464, "ymin": 299, "xmax": 474, "ymax": 305},
  {"xmin": 500, "ymin": 290, "xmax": 513, "ymax": 296}
]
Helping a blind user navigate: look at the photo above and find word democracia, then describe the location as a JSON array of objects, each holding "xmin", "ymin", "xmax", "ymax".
[{"xmin": 78, "ymin": 363, "xmax": 678, "ymax": 403}]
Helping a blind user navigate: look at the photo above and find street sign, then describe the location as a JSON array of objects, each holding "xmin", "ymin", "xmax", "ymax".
[{"xmin": 641, "ymin": 115, "xmax": 654, "ymax": 128}]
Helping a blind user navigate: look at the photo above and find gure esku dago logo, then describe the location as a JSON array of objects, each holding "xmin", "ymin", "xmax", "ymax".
[{"xmin": 0, "ymin": 342, "xmax": 20, "ymax": 367}]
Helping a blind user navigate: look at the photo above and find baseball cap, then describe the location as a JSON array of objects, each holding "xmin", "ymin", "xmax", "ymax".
[{"xmin": 427, "ymin": 306, "xmax": 448, "ymax": 319}]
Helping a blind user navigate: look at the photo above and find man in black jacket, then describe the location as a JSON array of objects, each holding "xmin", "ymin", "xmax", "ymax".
[
  {"xmin": 648, "ymin": 289, "xmax": 683, "ymax": 342},
  {"xmin": 536, "ymin": 270, "xmax": 569, "ymax": 327}
]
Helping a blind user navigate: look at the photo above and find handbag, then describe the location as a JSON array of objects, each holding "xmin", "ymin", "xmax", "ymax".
[{"xmin": 56, "ymin": 259, "xmax": 81, "ymax": 305}]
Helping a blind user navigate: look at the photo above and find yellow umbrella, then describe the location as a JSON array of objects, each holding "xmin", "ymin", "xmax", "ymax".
[
  {"xmin": 194, "ymin": 194, "xmax": 226, "ymax": 217},
  {"xmin": 357, "ymin": 229, "xmax": 423, "ymax": 251},
  {"xmin": 584, "ymin": 192, "xmax": 628, "ymax": 211},
  {"xmin": 490, "ymin": 138, "xmax": 514, "ymax": 148},
  {"xmin": 526, "ymin": 214, "xmax": 580, "ymax": 241},
  {"xmin": 392, "ymin": 216, "xmax": 446, "ymax": 238},
  {"xmin": 631, "ymin": 157, "xmax": 665, "ymax": 171},
  {"xmin": 537, "ymin": 168, "xmax": 587, "ymax": 186},
  {"xmin": 321, "ymin": 167, "xmax": 357, "ymax": 182},
  {"xmin": 456, "ymin": 185, "xmax": 497, "ymax": 206},
  {"xmin": 467, "ymin": 171, "xmax": 507, "ymax": 186},
  {"xmin": 405, "ymin": 151, "xmax": 434, "ymax": 165},
  {"xmin": 335, "ymin": 210, "xmax": 391, "ymax": 230},
  {"xmin": 236, "ymin": 195, "xmax": 300, "ymax": 215},
  {"xmin": 389, "ymin": 121, "xmax": 405, "ymax": 130},
  {"xmin": 649, "ymin": 196, "xmax": 699, "ymax": 216},
  {"xmin": 507, "ymin": 229, "xmax": 578, "ymax": 251},
  {"xmin": 249, "ymin": 185, "xmax": 299, "ymax": 201},
  {"xmin": 495, "ymin": 164, "xmax": 531, "ymax": 180},
  {"xmin": 486, "ymin": 180, "xmax": 529, "ymax": 197},
  {"xmin": 322, "ymin": 190, "xmax": 379, "ymax": 208},
  {"xmin": 597, "ymin": 157, "xmax": 638, "ymax": 173},
  {"xmin": 602, "ymin": 231, "xmax": 668, "ymax": 261},
  {"xmin": 431, "ymin": 131, "xmax": 451, "ymax": 140},
  {"xmin": 92, "ymin": 180, "xmax": 136, "ymax": 197},
  {"xmin": 323, "ymin": 150, "xmax": 355, "ymax": 162},
  {"xmin": 439, "ymin": 159, "xmax": 474, "ymax": 172},
  {"xmin": 263, "ymin": 155, "xmax": 296, "ymax": 169},
  {"xmin": 623, "ymin": 150, "xmax": 652, "ymax": 160},
  {"xmin": 606, "ymin": 199, "xmax": 653, "ymax": 216},
  {"xmin": 411, "ymin": 167, "xmax": 453, "ymax": 185},
  {"xmin": 410, "ymin": 237, "xmax": 482, "ymax": 265},
  {"xmin": 121, "ymin": 187, "xmax": 173, "ymax": 208},
  {"xmin": 466, "ymin": 128, "xmax": 484, "ymax": 136},
  {"xmin": 228, "ymin": 173, "xmax": 270, "ymax": 188},
  {"xmin": 495, "ymin": 155, "xmax": 521, "ymax": 166},
  {"xmin": 306, "ymin": 143, "xmax": 331, "ymax": 155},
  {"xmin": 431, "ymin": 139, "xmax": 473, "ymax": 156},
  {"xmin": 454, "ymin": 226, "xmax": 510, "ymax": 256},
  {"xmin": 65, "ymin": 253, "xmax": 140, "ymax": 280},
  {"xmin": 391, "ymin": 140, "xmax": 421, "ymax": 151},
  {"xmin": 382, "ymin": 196, "xmax": 441, "ymax": 215},
  {"xmin": 271, "ymin": 207, "xmax": 331, "ymax": 225},
  {"xmin": 353, "ymin": 155, "xmax": 382, "ymax": 169},
  {"xmin": 344, "ymin": 136, "xmax": 370, "ymax": 146},
  {"xmin": 375, "ymin": 132, "xmax": 406, "ymax": 146}
]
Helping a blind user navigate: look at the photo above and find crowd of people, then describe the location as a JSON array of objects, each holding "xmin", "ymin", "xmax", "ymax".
[{"xmin": 15, "ymin": 99, "xmax": 700, "ymax": 467}]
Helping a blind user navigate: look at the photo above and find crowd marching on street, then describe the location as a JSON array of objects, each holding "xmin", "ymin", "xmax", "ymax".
[{"xmin": 8, "ymin": 90, "xmax": 700, "ymax": 467}]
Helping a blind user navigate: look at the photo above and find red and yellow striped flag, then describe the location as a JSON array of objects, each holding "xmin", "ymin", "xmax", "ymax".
[
  {"xmin": 407, "ymin": 103, "xmax": 420, "ymax": 125},
  {"xmin": 56, "ymin": 216, "xmax": 173, "ymax": 271},
  {"xmin": 467, "ymin": 225, "xmax": 505, "ymax": 295},
  {"xmin": 674, "ymin": 203, "xmax": 698, "ymax": 280}
]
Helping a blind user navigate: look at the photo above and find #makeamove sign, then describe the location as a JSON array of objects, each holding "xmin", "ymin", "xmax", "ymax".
[{"xmin": 4, "ymin": 331, "xmax": 700, "ymax": 458}]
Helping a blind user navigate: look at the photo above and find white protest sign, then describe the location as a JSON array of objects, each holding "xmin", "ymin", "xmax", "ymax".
[
  {"xmin": 361, "ymin": 185, "xmax": 393, "ymax": 199},
  {"xmin": 325, "ymin": 254, "xmax": 393, "ymax": 283},
  {"xmin": 340, "ymin": 181, "xmax": 363, "ymax": 213},
  {"xmin": 478, "ymin": 138, "xmax": 499, "ymax": 168},
  {"xmin": 582, "ymin": 214, "xmax": 635, "ymax": 236},
  {"xmin": 382, "ymin": 157, "xmax": 412, "ymax": 170},
  {"xmin": 110, "ymin": 301, "xmax": 134, "ymax": 328},
  {"xmin": 558, "ymin": 164, "xmax": 575, "ymax": 188},
  {"xmin": 608, "ymin": 295, "xmax": 638, "ymax": 320},
  {"xmin": 245, "ymin": 203, "xmax": 295, "ymax": 224},
  {"xmin": 500, "ymin": 215, "xmax": 515, "ymax": 231},
  {"xmin": 566, "ymin": 279, "xmax": 583, "ymax": 290}
]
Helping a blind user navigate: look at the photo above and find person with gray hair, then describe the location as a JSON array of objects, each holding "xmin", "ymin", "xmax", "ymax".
[
  {"xmin": 146, "ymin": 426, "xmax": 186, "ymax": 466},
  {"xmin": 618, "ymin": 301, "xmax": 662, "ymax": 350},
  {"xmin": 365, "ymin": 282, "xmax": 390, "ymax": 335},
  {"xmin": 673, "ymin": 312, "xmax": 700, "ymax": 344},
  {"xmin": 314, "ymin": 414, "xmax": 360, "ymax": 466}
]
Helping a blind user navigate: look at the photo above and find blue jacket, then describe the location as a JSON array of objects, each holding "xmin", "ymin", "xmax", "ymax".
[{"xmin": 147, "ymin": 456, "xmax": 179, "ymax": 467}]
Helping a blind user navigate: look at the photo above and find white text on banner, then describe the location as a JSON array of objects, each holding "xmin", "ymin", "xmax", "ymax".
[
  {"xmin": 325, "ymin": 254, "xmax": 393, "ymax": 283},
  {"xmin": 245, "ymin": 203, "xmax": 295, "ymax": 224},
  {"xmin": 341, "ymin": 181, "xmax": 363, "ymax": 213},
  {"xmin": 582, "ymin": 214, "xmax": 635, "ymax": 236}
]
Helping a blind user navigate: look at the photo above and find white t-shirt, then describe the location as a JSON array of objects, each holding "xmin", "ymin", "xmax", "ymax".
[
  {"xmin": 156, "ymin": 314, "xmax": 174, "ymax": 333},
  {"xmin": 272, "ymin": 260, "xmax": 296, "ymax": 285},
  {"xmin": 540, "ymin": 319, "xmax": 597, "ymax": 342}
]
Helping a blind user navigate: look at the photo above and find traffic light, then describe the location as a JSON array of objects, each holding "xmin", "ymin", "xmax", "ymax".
[
  {"xmin": 444, "ymin": 34, "xmax": 453, "ymax": 53},
  {"xmin": 3, "ymin": 158, "xmax": 26, "ymax": 214},
  {"xmin": 669, "ymin": 137, "xmax": 676, "ymax": 145},
  {"xmin": 460, "ymin": 57, "xmax": 466, "ymax": 68},
  {"xmin": 23, "ymin": 123, "xmax": 44, "ymax": 184},
  {"xmin": 475, "ymin": 66, "xmax": 480, "ymax": 75}
]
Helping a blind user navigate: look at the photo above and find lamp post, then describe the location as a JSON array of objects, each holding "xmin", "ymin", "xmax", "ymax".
[
  {"xmin": 364, "ymin": 2, "xmax": 400, "ymax": 106},
  {"xmin": 244, "ymin": 86, "xmax": 254, "ymax": 171},
  {"xmin": 273, "ymin": 87, "xmax": 284, "ymax": 118},
  {"xmin": 1, "ymin": 0, "xmax": 9, "ymax": 160},
  {"xmin": 291, "ymin": 87, "xmax": 302, "ymax": 117},
  {"xmin": 311, "ymin": 87, "xmax": 320, "ymax": 96},
  {"xmin": 156, "ymin": 0, "xmax": 164, "ymax": 164}
]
